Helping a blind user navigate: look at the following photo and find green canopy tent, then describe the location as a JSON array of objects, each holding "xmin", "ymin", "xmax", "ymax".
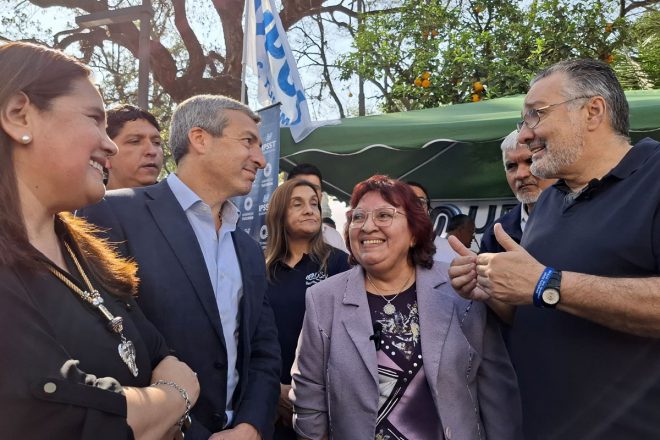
[{"xmin": 279, "ymin": 90, "xmax": 660, "ymax": 202}]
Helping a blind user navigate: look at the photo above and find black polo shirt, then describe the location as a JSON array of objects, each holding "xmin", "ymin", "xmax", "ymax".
[
  {"xmin": 509, "ymin": 138, "xmax": 660, "ymax": 439},
  {"xmin": 267, "ymin": 247, "xmax": 351, "ymax": 384}
]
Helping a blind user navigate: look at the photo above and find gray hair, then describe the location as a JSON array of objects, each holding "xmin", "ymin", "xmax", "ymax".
[
  {"xmin": 169, "ymin": 94, "xmax": 261, "ymax": 164},
  {"xmin": 500, "ymin": 130, "xmax": 520, "ymax": 166},
  {"xmin": 530, "ymin": 59, "xmax": 629, "ymax": 139}
]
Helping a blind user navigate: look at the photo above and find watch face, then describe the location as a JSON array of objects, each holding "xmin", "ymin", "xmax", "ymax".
[{"xmin": 542, "ymin": 288, "xmax": 560, "ymax": 305}]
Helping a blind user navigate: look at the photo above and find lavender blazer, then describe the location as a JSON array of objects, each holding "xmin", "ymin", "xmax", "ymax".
[{"xmin": 290, "ymin": 263, "xmax": 522, "ymax": 440}]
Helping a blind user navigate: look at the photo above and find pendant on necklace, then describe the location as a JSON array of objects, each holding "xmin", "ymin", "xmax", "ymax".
[
  {"xmin": 383, "ymin": 303, "xmax": 396, "ymax": 315},
  {"xmin": 118, "ymin": 337, "xmax": 139, "ymax": 377}
]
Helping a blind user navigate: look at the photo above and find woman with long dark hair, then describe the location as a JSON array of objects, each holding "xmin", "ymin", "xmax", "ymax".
[
  {"xmin": 265, "ymin": 179, "xmax": 350, "ymax": 439},
  {"xmin": 0, "ymin": 42, "xmax": 198, "ymax": 439}
]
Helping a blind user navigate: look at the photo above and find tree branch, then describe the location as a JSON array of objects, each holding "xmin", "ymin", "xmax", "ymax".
[
  {"xmin": 622, "ymin": 0, "xmax": 660, "ymax": 16},
  {"xmin": 281, "ymin": 0, "xmax": 325, "ymax": 30},
  {"xmin": 210, "ymin": 0, "xmax": 243, "ymax": 80},
  {"xmin": 172, "ymin": 0, "xmax": 206, "ymax": 78}
]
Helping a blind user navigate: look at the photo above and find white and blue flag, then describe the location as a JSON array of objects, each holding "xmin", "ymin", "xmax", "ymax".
[{"xmin": 244, "ymin": 0, "xmax": 317, "ymax": 142}]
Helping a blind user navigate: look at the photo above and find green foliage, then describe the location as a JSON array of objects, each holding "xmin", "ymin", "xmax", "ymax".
[
  {"xmin": 340, "ymin": 0, "xmax": 630, "ymax": 111},
  {"xmin": 340, "ymin": 0, "xmax": 457, "ymax": 112},
  {"xmin": 618, "ymin": 7, "xmax": 660, "ymax": 88}
]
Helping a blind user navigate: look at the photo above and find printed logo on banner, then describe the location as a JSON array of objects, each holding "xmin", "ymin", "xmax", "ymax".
[
  {"xmin": 232, "ymin": 104, "xmax": 280, "ymax": 245},
  {"xmin": 244, "ymin": 197, "xmax": 254, "ymax": 212},
  {"xmin": 262, "ymin": 139, "xmax": 276, "ymax": 153},
  {"xmin": 260, "ymin": 224, "xmax": 268, "ymax": 241},
  {"xmin": 262, "ymin": 132, "xmax": 276, "ymax": 154}
]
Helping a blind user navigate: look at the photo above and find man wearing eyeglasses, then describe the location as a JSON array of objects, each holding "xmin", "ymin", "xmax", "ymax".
[
  {"xmin": 480, "ymin": 130, "xmax": 555, "ymax": 254},
  {"xmin": 406, "ymin": 181, "xmax": 432, "ymax": 215},
  {"xmin": 449, "ymin": 59, "xmax": 660, "ymax": 439}
]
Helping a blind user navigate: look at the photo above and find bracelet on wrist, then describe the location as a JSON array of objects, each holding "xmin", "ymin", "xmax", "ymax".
[{"xmin": 151, "ymin": 380, "xmax": 192, "ymax": 429}]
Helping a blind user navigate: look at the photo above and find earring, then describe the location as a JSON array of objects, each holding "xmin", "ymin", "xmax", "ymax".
[{"xmin": 20, "ymin": 134, "xmax": 31, "ymax": 144}]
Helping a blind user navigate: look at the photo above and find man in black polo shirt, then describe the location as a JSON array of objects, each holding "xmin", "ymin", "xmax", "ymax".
[{"xmin": 448, "ymin": 59, "xmax": 660, "ymax": 439}]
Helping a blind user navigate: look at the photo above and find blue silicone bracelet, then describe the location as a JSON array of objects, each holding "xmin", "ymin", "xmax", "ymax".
[{"xmin": 533, "ymin": 267, "xmax": 555, "ymax": 307}]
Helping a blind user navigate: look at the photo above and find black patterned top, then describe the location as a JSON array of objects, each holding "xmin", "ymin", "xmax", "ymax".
[{"xmin": 367, "ymin": 284, "xmax": 443, "ymax": 440}]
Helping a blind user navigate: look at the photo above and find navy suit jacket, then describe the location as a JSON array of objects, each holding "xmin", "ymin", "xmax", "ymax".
[
  {"xmin": 480, "ymin": 203, "xmax": 524, "ymax": 254},
  {"xmin": 79, "ymin": 180, "xmax": 280, "ymax": 439}
]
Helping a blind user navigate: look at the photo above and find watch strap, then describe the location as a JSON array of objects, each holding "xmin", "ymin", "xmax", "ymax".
[{"xmin": 533, "ymin": 267, "xmax": 556, "ymax": 308}]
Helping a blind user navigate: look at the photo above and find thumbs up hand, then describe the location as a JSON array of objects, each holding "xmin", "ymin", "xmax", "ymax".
[
  {"xmin": 475, "ymin": 223, "xmax": 545, "ymax": 305},
  {"xmin": 447, "ymin": 235, "xmax": 490, "ymax": 301}
]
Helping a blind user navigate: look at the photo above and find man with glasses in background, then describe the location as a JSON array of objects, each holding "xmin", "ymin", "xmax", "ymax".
[
  {"xmin": 406, "ymin": 181, "xmax": 476, "ymax": 263},
  {"xmin": 406, "ymin": 181, "xmax": 432, "ymax": 215},
  {"xmin": 448, "ymin": 59, "xmax": 660, "ymax": 439}
]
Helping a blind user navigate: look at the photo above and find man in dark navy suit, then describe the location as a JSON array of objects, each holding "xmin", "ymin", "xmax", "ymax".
[
  {"xmin": 480, "ymin": 130, "xmax": 554, "ymax": 253},
  {"xmin": 81, "ymin": 95, "xmax": 280, "ymax": 440}
]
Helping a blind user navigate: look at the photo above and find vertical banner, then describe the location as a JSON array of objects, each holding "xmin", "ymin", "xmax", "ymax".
[
  {"xmin": 244, "ymin": 0, "xmax": 316, "ymax": 142},
  {"xmin": 233, "ymin": 103, "xmax": 281, "ymax": 248}
]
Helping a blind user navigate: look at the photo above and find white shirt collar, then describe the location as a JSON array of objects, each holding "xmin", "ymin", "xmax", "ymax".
[
  {"xmin": 167, "ymin": 173, "xmax": 240, "ymax": 230},
  {"xmin": 520, "ymin": 203, "xmax": 529, "ymax": 232}
]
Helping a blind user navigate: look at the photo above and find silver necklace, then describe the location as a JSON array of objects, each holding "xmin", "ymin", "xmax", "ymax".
[
  {"xmin": 48, "ymin": 242, "xmax": 139, "ymax": 377},
  {"xmin": 367, "ymin": 270, "xmax": 414, "ymax": 315}
]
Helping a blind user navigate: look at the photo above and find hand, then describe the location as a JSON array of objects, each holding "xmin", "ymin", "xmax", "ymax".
[
  {"xmin": 209, "ymin": 423, "xmax": 261, "ymax": 440},
  {"xmin": 448, "ymin": 235, "xmax": 489, "ymax": 301},
  {"xmin": 474, "ymin": 223, "xmax": 545, "ymax": 305},
  {"xmin": 276, "ymin": 383, "xmax": 293, "ymax": 428},
  {"xmin": 151, "ymin": 355, "xmax": 200, "ymax": 407}
]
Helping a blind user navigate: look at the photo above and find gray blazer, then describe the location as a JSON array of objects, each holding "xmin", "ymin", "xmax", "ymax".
[{"xmin": 290, "ymin": 263, "xmax": 522, "ymax": 440}]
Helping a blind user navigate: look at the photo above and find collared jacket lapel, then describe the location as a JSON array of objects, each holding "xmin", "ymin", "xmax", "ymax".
[
  {"xmin": 341, "ymin": 267, "xmax": 379, "ymax": 385},
  {"xmin": 417, "ymin": 264, "xmax": 453, "ymax": 399},
  {"xmin": 144, "ymin": 181, "xmax": 225, "ymax": 346}
]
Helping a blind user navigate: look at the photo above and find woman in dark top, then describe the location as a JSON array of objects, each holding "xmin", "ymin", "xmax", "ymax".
[
  {"xmin": 0, "ymin": 42, "xmax": 199, "ymax": 439},
  {"xmin": 290, "ymin": 176, "xmax": 522, "ymax": 440},
  {"xmin": 265, "ymin": 179, "xmax": 350, "ymax": 439}
]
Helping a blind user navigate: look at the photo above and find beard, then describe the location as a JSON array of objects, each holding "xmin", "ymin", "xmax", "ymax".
[
  {"xmin": 531, "ymin": 123, "xmax": 584, "ymax": 179},
  {"xmin": 515, "ymin": 188, "xmax": 541, "ymax": 205}
]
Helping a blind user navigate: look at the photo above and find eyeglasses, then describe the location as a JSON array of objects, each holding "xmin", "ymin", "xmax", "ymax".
[
  {"xmin": 516, "ymin": 96, "xmax": 594, "ymax": 131},
  {"xmin": 416, "ymin": 197, "xmax": 429, "ymax": 209},
  {"xmin": 347, "ymin": 207, "xmax": 404, "ymax": 228}
]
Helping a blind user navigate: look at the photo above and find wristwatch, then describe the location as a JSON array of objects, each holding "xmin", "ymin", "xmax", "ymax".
[{"xmin": 541, "ymin": 270, "xmax": 562, "ymax": 307}]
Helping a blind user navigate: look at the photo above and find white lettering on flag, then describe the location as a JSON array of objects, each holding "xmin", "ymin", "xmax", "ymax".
[{"xmin": 245, "ymin": 0, "xmax": 316, "ymax": 142}]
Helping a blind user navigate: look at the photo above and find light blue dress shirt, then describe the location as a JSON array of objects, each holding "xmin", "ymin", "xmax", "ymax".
[{"xmin": 167, "ymin": 173, "xmax": 242, "ymax": 426}]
